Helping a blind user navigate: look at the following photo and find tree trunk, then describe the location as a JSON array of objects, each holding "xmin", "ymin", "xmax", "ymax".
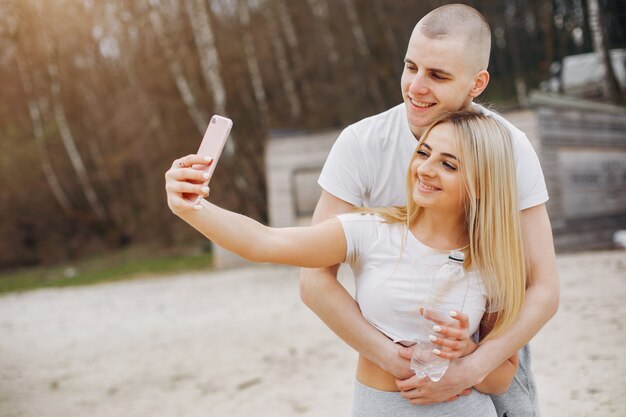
[
  {"xmin": 236, "ymin": 0, "xmax": 270, "ymax": 126},
  {"xmin": 147, "ymin": 0, "xmax": 208, "ymax": 133},
  {"xmin": 587, "ymin": 0, "xmax": 622, "ymax": 103},
  {"xmin": 46, "ymin": 56, "xmax": 107, "ymax": 221},
  {"xmin": 183, "ymin": 0, "xmax": 227, "ymax": 115},
  {"xmin": 261, "ymin": 3, "xmax": 301, "ymax": 119},
  {"xmin": 37, "ymin": 0, "xmax": 107, "ymax": 221},
  {"xmin": 342, "ymin": 0, "xmax": 385, "ymax": 109},
  {"xmin": 306, "ymin": 0, "xmax": 339, "ymax": 64},
  {"xmin": 372, "ymin": 2, "xmax": 399, "ymax": 63},
  {"xmin": 273, "ymin": 0, "xmax": 314, "ymax": 120},
  {"xmin": 14, "ymin": 51, "xmax": 73, "ymax": 216},
  {"xmin": 505, "ymin": 0, "xmax": 528, "ymax": 107}
]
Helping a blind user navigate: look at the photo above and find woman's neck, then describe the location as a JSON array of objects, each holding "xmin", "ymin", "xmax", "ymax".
[{"xmin": 410, "ymin": 209, "xmax": 468, "ymax": 251}]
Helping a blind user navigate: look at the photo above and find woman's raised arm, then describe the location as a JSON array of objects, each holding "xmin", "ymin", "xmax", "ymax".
[{"xmin": 165, "ymin": 154, "xmax": 347, "ymax": 268}]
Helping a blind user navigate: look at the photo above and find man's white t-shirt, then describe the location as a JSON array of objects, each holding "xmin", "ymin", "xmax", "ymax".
[{"xmin": 318, "ymin": 103, "xmax": 548, "ymax": 210}]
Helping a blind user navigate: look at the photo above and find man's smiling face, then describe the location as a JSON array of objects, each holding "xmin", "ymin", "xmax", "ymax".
[{"xmin": 400, "ymin": 29, "xmax": 483, "ymax": 137}]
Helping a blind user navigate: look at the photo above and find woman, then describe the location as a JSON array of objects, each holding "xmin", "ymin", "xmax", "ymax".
[{"xmin": 164, "ymin": 109, "xmax": 525, "ymax": 416}]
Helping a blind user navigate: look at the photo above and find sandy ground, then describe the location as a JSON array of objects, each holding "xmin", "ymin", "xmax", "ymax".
[{"xmin": 0, "ymin": 250, "xmax": 624, "ymax": 417}]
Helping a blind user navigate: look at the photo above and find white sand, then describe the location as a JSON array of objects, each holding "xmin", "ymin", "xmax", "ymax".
[{"xmin": 0, "ymin": 250, "xmax": 624, "ymax": 417}]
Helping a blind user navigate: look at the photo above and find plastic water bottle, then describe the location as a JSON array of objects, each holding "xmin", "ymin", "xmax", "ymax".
[{"xmin": 410, "ymin": 250, "xmax": 467, "ymax": 382}]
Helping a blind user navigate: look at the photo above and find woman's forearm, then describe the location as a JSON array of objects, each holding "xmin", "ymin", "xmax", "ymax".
[
  {"xmin": 177, "ymin": 200, "xmax": 273, "ymax": 262},
  {"xmin": 176, "ymin": 200, "xmax": 347, "ymax": 267},
  {"xmin": 473, "ymin": 353, "xmax": 518, "ymax": 395}
]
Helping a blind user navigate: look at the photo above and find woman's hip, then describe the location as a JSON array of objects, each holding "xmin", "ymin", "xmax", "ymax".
[{"xmin": 351, "ymin": 379, "xmax": 496, "ymax": 417}]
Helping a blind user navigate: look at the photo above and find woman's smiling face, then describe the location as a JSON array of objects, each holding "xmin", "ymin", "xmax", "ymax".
[{"xmin": 410, "ymin": 122, "xmax": 467, "ymax": 216}]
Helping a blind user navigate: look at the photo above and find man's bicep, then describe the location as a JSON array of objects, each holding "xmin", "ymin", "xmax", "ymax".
[{"xmin": 311, "ymin": 189, "xmax": 356, "ymax": 226}]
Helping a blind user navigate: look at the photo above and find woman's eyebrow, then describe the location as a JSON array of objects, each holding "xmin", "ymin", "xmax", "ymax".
[{"xmin": 421, "ymin": 143, "xmax": 458, "ymax": 160}]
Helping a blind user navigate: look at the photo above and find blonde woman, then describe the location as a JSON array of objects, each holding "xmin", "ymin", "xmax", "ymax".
[{"xmin": 164, "ymin": 109, "xmax": 525, "ymax": 416}]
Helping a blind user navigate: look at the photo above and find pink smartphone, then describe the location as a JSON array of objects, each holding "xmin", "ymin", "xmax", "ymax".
[{"xmin": 191, "ymin": 115, "xmax": 232, "ymax": 203}]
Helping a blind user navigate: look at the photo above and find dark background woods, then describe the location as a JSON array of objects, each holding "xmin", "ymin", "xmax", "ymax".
[{"xmin": 0, "ymin": 0, "xmax": 624, "ymax": 269}]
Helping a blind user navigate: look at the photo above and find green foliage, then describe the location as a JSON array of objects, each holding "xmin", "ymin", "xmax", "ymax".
[{"xmin": 0, "ymin": 248, "xmax": 213, "ymax": 294}]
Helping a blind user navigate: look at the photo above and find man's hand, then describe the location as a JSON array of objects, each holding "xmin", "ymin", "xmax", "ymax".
[{"xmin": 395, "ymin": 347, "xmax": 473, "ymax": 405}]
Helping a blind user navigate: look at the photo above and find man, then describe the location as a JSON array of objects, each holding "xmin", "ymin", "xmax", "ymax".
[{"xmin": 300, "ymin": 4, "xmax": 559, "ymax": 417}]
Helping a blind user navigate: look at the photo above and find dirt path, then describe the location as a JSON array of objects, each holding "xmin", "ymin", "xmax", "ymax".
[{"xmin": 0, "ymin": 251, "xmax": 624, "ymax": 417}]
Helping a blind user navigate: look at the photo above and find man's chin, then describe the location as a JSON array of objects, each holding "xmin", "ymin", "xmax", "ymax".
[{"xmin": 405, "ymin": 107, "xmax": 436, "ymax": 135}]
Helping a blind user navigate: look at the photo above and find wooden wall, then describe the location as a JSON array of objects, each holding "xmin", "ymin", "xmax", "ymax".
[{"xmin": 531, "ymin": 92, "xmax": 626, "ymax": 251}]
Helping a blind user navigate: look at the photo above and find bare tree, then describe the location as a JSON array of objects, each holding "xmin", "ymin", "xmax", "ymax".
[
  {"xmin": 306, "ymin": 0, "xmax": 339, "ymax": 64},
  {"xmin": 342, "ymin": 0, "xmax": 385, "ymax": 109},
  {"xmin": 236, "ymin": 0, "xmax": 270, "ymax": 126},
  {"xmin": 147, "ymin": 0, "xmax": 208, "ymax": 133},
  {"xmin": 38, "ymin": 1, "xmax": 107, "ymax": 221},
  {"xmin": 587, "ymin": 0, "xmax": 622, "ymax": 103},
  {"xmin": 272, "ymin": 0, "xmax": 314, "ymax": 118},
  {"xmin": 15, "ymin": 51, "xmax": 73, "ymax": 215},
  {"xmin": 260, "ymin": 2, "xmax": 301, "ymax": 119},
  {"xmin": 373, "ymin": 2, "xmax": 400, "ymax": 64},
  {"xmin": 183, "ymin": 0, "xmax": 227, "ymax": 115},
  {"xmin": 504, "ymin": 0, "xmax": 528, "ymax": 106}
]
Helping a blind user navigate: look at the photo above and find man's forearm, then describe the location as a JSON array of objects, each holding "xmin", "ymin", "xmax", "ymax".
[
  {"xmin": 300, "ymin": 267, "xmax": 413, "ymax": 379},
  {"xmin": 465, "ymin": 280, "xmax": 559, "ymax": 384},
  {"xmin": 465, "ymin": 204, "xmax": 560, "ymax": 384}
]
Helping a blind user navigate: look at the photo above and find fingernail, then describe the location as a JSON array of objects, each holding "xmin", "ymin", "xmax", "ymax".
[
  {"xmin": 193, "ymin": 204, "xmax": 202, "ymax": 211},
  {"xmin": 449, "ymin": 311, "xmax": 457, "ymax": 317},
  {"xmin": 201, "ymin": 187, "xmax": 209, "ymax": 194},
  {"xmin": 432, "ymin": 348, "xmax": 441, "ymax": 355},
  {"xmin": 203, "ymin": 156, "xmax": 212, "ymax": 162},
  {"xmin": 428, "ymin": 335, "xmax": 437, "ymax": 342},
  {"xmin": 433, "ymin": 325, "xmax": 442, "ymax": 332},
  {"xmin": 202, "ymin": 172, "xmax": 210, "ymax": 179}
]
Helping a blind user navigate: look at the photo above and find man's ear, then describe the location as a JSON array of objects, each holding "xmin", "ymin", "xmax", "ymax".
[{"xmin": 469, "ymin": 70, "xmax": 490, "ymax": 98}]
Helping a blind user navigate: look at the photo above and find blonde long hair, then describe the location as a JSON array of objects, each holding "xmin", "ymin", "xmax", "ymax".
[{"xmin": 363, "ymin": 109, "xmax": 526, "ymax": 341}]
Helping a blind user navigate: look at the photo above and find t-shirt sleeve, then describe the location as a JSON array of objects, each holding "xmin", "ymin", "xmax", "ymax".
[
  {"xmin": 513, "ymin": 133, "xmax": 549, "ymax": 210},
  {"xmin": 336, "ymin": 213, "xmax": 380, "ymax": 265},
  {"xmin": 318, "ymin": 127, "xmax": 370, "ymax": 207}
]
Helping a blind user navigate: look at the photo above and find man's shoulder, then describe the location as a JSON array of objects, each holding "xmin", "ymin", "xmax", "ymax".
[
  {"xmin": 345, "ymin": 103, "xmax": 406, "ymax": 134},
  {"xmin": 471, "ymin": 102, "xmax": 526, "ymax": 139}
]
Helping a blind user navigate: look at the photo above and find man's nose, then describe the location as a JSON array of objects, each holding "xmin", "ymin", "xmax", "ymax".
[{"xmin": 409, "ymin": 72, "xmax": 429, "ymax": 95}]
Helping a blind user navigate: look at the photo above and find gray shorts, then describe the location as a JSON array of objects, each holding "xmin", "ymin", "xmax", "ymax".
[
  {"xmin": 491, "ymin": 344, "xmax": 541, "ymax": 417},
  {"xmin": 351, "ymin": 380, "xmax": 497, "ymax": 417}
]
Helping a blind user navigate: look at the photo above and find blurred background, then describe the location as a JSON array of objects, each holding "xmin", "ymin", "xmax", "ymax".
[{"xmin": 0, "ymin": 0, "xmax": 624, "ymax": 288}]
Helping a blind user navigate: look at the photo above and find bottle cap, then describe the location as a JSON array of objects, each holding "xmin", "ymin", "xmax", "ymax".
[{"xmin": 449, "ymin": 250, "xmax": 465, "ymax": 262}]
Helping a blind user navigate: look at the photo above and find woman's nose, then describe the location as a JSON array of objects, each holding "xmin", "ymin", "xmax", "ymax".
[{"xmin": 416, "ymin": 158, "xmax": 435, "ymax": 177}]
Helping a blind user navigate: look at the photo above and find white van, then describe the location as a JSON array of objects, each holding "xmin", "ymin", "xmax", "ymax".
[{"xmin": 560, "ymin": 49, "xmax": 626, "ymax": 97}]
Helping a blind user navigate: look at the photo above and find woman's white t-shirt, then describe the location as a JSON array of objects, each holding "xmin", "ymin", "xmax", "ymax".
[{"xmin": 338, "ymin": 212, "xmax": 489, "ymax": 345}]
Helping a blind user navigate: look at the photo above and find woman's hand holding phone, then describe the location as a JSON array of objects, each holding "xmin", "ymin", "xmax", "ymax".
[
  {"xmin": 165, "ymin": 154, "xmax": 213, "ymax": 214},
  {"xmin": 165, "ymin": 115, "xmax": 232, "ymax": 215}
]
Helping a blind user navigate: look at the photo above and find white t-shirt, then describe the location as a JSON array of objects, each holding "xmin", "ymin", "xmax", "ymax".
[
  {"xmin": 319, "ymin": 103, "xmax": 548, "ymax": 210},
  {"xmin": 338, "ymin": 213, "xmax": 489, "ymax": 345}
]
